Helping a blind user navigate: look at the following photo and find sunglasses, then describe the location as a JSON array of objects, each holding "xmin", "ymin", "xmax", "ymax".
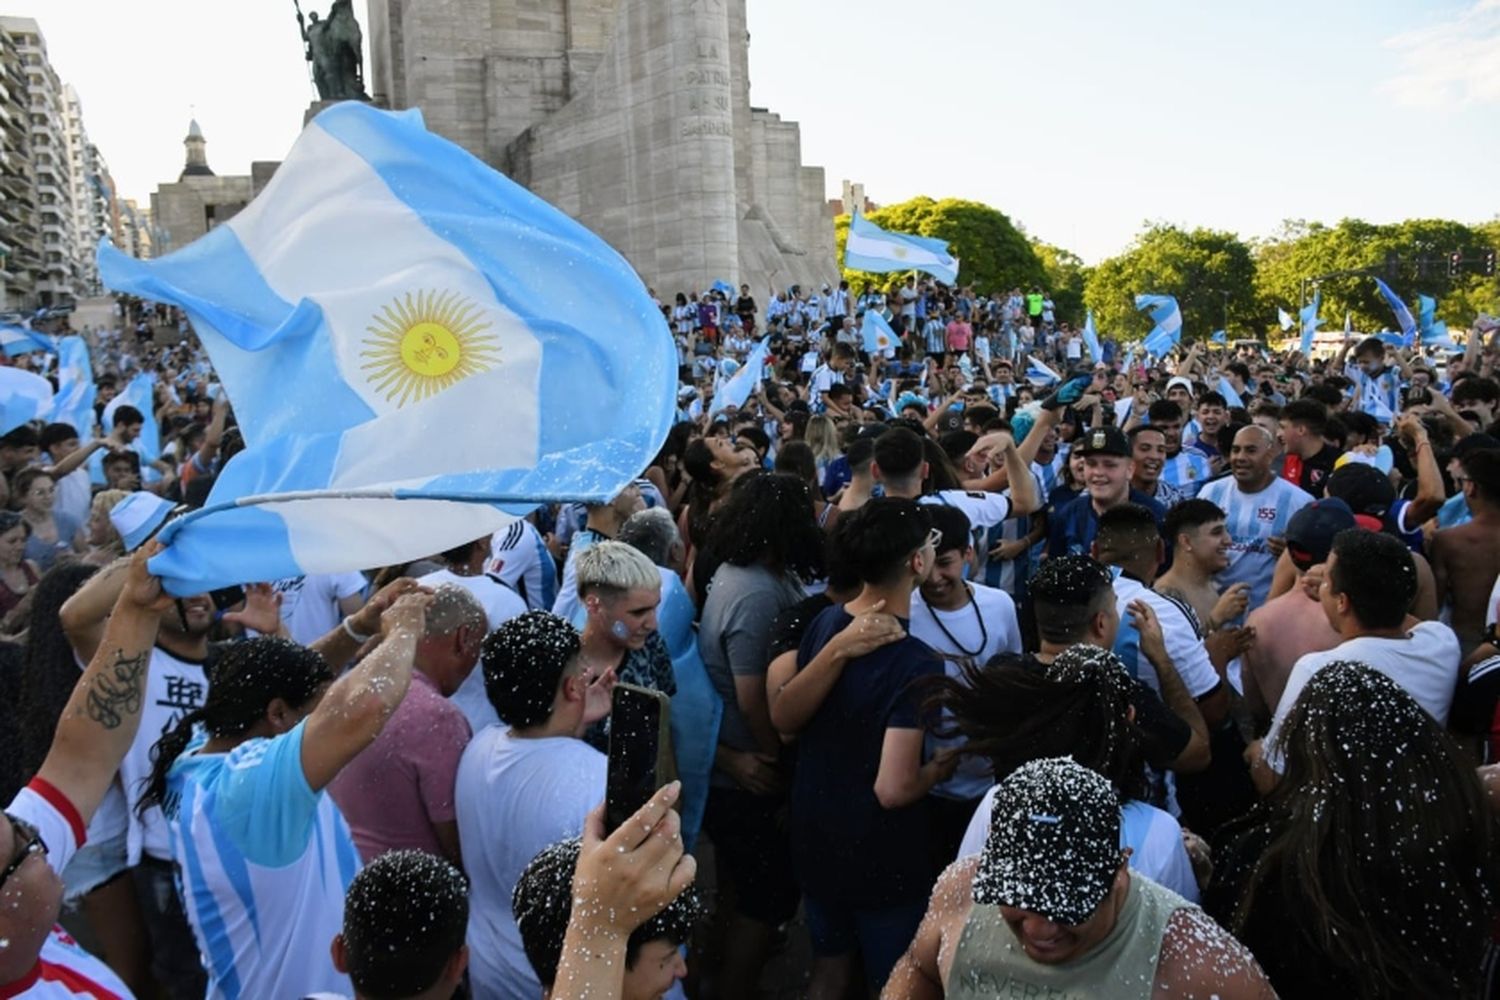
[{"xmin": 1, "ymin": 813, "xmax": 47, "ymax": 891}]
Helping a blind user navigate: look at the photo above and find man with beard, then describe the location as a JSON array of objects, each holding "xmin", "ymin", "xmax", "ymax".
[
  {"xmin": 1047, "ymin": 428, "xmax": 1165, "ymax": 558},
  {"xmin": 1128, "ymin": 425, "xmax": 1187, "ymax": 507}
]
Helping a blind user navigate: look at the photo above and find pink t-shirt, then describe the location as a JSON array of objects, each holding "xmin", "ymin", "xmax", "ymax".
[
  {"xmin": 329, "ymin": 671, "xmax": 472, "ymax": 862},
  {"xmin": 946, "ymin": 320, "xmax": 971, "ymax": 352}
]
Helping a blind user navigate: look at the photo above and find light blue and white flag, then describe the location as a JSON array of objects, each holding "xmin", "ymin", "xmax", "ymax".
[
  {"xmin": 1372, "ymin": 277, "xmax": 1417, "ymax": 343},
  {"xmin": 1135, "ymin": 294, "xmax": 1182, "ymax": 357},
  {"xmin": 1299, "ymin": 290, "xmax": 1323, "ymax": 355},
  {"xmin": 0, "ymin": 323, "xmax": 56, "ymax": 358},
  {"xmin": 0, "ymin": 367, "xmax": 54, "ymax": 434},
  {"xmin": 1211, "ymin": 329, "xmax": 1227, "ymax": 345},
  {"xmin": 98, "ymin": 102, "xmax": 676, "ymax": 595},
  {"xmin": 1375, "ymin": 330, "xmax": 1408, "ymax": 348},
  {"xmin": 1344, "ymin": 311, "xmax": 1352, "ymax": 335},
  {"xmin": 1277, "ymin": 308, "xmax": 1294, "ymax": 332},
  {"xmin": 1417, "ymin": 294, "xmax": 1457, "ymax": 350},
  {"xmin": 1217, "ymin": 376, "xmax": 1244, "ymax": 409},
  {"xmin": 844, "ymin": 210, "xmax": 959, "ymax": 285},
  {"xmin": 95, "ymin": 372, "xmax": 162, "ymax": 488},
  {"xmin": 49, "ymin": 335, "xmax": 97, "ymax": 436},
  {"xmin": 711, "ymin": 337, "xmax": 768, "ymax": 416},
  {"xmin": 710, "ymin": 279, "xmax": 736, "ymax": 297},
  {"xmin": 1025, "ymin": 355, "xmax": 1061, "ymax": 387},
  {"xmin": 1082, "ymin": 311, "xmax": 1103, "ymax": 364},
  {"xmin": 861, "ymin": 309, "xmax": 898, "ymax": 358}
]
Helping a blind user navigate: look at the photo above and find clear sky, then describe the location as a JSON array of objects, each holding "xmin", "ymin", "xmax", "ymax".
[{"xmin": 24, "ymin": 0, "xmax": 1500, "ymax": 263}]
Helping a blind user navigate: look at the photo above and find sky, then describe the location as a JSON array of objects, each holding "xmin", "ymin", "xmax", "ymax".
[{"xmin": 22, "ymin": 0, "xmax": 1500, "ymax": 263}]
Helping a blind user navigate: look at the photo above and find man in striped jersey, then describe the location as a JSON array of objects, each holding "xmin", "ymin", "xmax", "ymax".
[
  {"xmin": 1197, "ymin": 425, "xmax": 1314, "ymax": 612},
  {"xmin": 487, "ymin": 516, "xmax": 557, "ymax": 612},
  {"xmin": 1148, "ymin": 400, "xmax": 1212, "ymax": 498}
]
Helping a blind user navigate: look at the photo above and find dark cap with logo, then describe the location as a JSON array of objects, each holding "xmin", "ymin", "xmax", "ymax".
[
  {"xmin": 1285, "ymin": 497, "xmax": 1357, "ymax": 570},
  {"xmin": 1074, "ymin": 426, "xmax": 1131, "ymax": 458}
]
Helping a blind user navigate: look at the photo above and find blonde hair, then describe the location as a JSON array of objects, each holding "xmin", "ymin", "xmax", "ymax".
[
  {"xmin": 805, "ymin": 415, "xmax": 841, "ymax": 464},
  {"xmin": 574, "ymin": 540, "xmax": 661, "ymax": 599},
  {"xmin": 91, "ymin": 489, "xmax": 130, "ymax": 520}
]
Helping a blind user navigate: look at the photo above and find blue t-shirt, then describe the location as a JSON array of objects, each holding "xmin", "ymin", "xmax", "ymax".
[
  {"xmin": 1047, "ymin": 491, "xmax": 1166, "ymax": 558},
  {"xmin": 791, "ymin": 607, "xmax": 944, "ymax": 907}
]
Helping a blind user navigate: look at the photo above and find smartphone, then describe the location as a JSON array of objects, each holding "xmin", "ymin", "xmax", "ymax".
[
  {"xmin": 605, "ymin": 683, "xmax": 677, "ymax": 833},
  {"xmin": 209, "ymin": 585, "xmax": 246, "ymax": 613}
]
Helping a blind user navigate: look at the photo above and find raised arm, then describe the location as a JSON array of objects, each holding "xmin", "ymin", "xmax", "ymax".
[
  {"xmin": 300, "ymin": 590, "xmax": 431, "ymax": 791},
  {"xmin": 36, "ymin": 544, "xmax": 171, "ymax": 824},
  {"xmin": 59, "ymin": 556, "xmax": 133, "ymax": 663}
]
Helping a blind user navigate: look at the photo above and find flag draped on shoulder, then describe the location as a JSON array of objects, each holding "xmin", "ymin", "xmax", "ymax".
[
  {"xmin": 861, "ymin": 309, "xmax": 898, "ymax": 358},
  {"xmin": 1135, "ymin": 294, "xmax": 1182, "ymax": 357},
  {"xmin": 98, "ymin": 102, "xmax": 677, "ymax": 595},
  {"xmin": 844, "ymin": 210, "xmax": 960, "ymax": 285}
]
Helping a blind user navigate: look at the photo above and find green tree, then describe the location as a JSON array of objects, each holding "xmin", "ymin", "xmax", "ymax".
[
  {"xmin": 1253, "ymin": 218, "xmax": 1500, "ymax": 335},
  {"xmin": 1031, "ymin": 241, "xmax": 1089, "ymax": 326},
  {"xmin": 834, "ymin": 196, "xmax": 1047, "ymax": 298},
  {"xmin": 1083, "ymin": 224, "xmax": 1258, "ymax": 344}
]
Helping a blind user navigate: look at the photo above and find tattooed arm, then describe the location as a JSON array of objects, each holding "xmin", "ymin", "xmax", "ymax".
[{"xmin": 35, "ymin": 542, "xmax": 173, "ymax": 825}]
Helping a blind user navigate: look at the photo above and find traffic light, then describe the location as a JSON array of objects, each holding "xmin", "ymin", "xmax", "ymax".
[
  {"xmin": 1448, "ymin": 251, "xmax": 1463, "ymax": 277},
  {"xmin": 1485, "ymin": 249, "xmax": 1497, "ymax": 277}
]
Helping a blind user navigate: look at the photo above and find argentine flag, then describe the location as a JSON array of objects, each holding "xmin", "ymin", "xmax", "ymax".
[
  {"xmin": 1277, "ymin": 308, "xmax": 1294, "ymax": 332},
  {"xmin": 0, "ymin": 367, "xmax": 53, "ymax": 434},
  {"xmin": 98, "ymin": 103, "xmax": 676, "ymax": 595},
  {"xmin": 1217, "ymin": 376, "xmax": 1244, "ymax": 409},
  {"xmin": 1372, "ymin": 277, "xmax": 1417, "ymax": 343},
  {"xmin": 1025, "ymin": 355, "xmax": 1061, "ymax": 387},
  {"xmin": 1211, "ymin": 329, "xmax": 1227, "ymax": 345},
  {"xmin": 1299, "ymin": 290, "xmax": 1323, "ymax": 355},
  {"xmin": 844, "ymin": 210, "xmax": 959, "ymax": 285},
  {"xmin": 1417, "ymin": 295, "xmax": 1457, "ymax": 350},
  {"xmin": 49, "ymin": 335, "xmax": 97, "ymax": 435},
  {"xmin": 0, "ymin": 323, "xmax": 56, "ymax": 358},
  {"xmin": 1082, "ymin": 311, "xmax": 1103, "ymax": 364},
  {"xmin": 861, "ymin": 309, "xmax": 898, "ymax": 358},
  {"xmin": 711, "ymin": 337, "xmax": 768, "ymax": 416},
  {"xmin": 1135, "ymin": 294, "xmax": 1182, "ymax": 357}
]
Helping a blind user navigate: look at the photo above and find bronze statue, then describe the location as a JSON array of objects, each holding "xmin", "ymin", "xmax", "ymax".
[{"xmin": 294, "ymin": 0, "xmax": 369, "ymax": 102}]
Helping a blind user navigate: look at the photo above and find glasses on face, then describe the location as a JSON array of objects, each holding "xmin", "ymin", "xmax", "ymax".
[{"xmin": 1, "ymin": 813, "xmax": 47, "ymax": 891}]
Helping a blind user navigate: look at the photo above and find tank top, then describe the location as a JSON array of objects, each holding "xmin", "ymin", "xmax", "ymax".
[{"xmin": 948, "ymin": 874, "xmax": 1189, "ymax": 1000}]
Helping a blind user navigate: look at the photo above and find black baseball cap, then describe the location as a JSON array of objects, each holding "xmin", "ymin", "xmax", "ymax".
[
  {"xmin": 974, "ymin": 757, "xmax": 1122, "ymax": 925},
  {"xmin": 1074, "ymin": 426, "xmax": 1130, "ymax": 458},
  {"xmin": 1285, "ymin": 497, "xmax": 1356, "ymax": 570},
  {"xmin": 1325, "ymin": 463, "xmax": 1394, "ymax": 523}
]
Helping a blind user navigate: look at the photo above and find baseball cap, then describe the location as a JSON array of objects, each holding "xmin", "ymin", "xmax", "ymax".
[
  {"xmin": 1285, "ymin": 497, "xmax": 1356, "ymax": 570},
  {"xmin": 109, "ymin": 491, "xmax": 175, "ymax": 552},
  {"xmin": 1165, "ymin": 376, "xmax": 1194, "ymax": 396},
  {"xmin": 973, "ymin": 757, "xmax": 1123, "ymax": 925},
  {"xmin": 1074, "ymin": 426, "xmax": 1130, "ymax": 458},
  {"xmin": 1325, "ymin": 463, "xmax": 1394, "ymax": 531}
]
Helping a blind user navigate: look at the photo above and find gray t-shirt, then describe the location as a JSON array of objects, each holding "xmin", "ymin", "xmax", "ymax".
[{"xmin": 698, "ymin": 563, "xmax": 805, "ymax": 779}]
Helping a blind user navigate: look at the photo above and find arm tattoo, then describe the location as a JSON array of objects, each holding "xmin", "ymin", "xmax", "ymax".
[{"xmin": 84, "ymin": 650, "xmax": 149, "ymax": 730}]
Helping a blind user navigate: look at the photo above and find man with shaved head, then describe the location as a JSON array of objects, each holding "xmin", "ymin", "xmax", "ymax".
[{"xmin": 1197, "ymin": 424, "xmax": 1315, "ymax": 612}]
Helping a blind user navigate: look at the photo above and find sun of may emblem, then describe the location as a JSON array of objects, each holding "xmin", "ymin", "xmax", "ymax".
[{"xmin": 360, "ymin": 290, "xmax": 501, "ymax": 406}]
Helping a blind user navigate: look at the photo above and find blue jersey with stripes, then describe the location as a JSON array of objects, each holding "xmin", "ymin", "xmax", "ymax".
[
  {"xmin": 1158, "ymin": 450, "xmax": 1212, "ymax": 497},
  {"xmin": 166, "ymin": 720, "xmax": 359, "ymax": 1000},
  {"xmin": 1196, "ymin": 476, "xmax": 1314, "ymax": 610}
]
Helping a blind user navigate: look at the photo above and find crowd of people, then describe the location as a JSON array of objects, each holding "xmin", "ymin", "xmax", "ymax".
[{"xmin": 2, "ymin": 278, "xmax": 1500, "ymax": 1000}]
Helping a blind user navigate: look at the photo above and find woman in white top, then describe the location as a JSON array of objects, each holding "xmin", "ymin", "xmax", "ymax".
[{"xmin": 931, "ymin": 643, "xmax": 1200, "ymax": 901}]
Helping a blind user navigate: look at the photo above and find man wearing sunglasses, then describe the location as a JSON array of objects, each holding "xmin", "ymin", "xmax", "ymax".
[{"xmin": 1, "ymin": 544, "xmax": 170, "ymax": 997}]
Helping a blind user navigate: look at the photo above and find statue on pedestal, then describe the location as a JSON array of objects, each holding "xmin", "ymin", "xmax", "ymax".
[{"xmin": 294, "ymin": 0, "xmax": 369, "ymax": 102}]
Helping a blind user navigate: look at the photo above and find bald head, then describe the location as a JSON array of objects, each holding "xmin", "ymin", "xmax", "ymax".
[
  {"xmin": 424, "ymin": 584, "xmax": 487, "ymax": 640},
  {"xmin": 1229, "ymin": 423, "xmax": 1277, "ymax": 491}
]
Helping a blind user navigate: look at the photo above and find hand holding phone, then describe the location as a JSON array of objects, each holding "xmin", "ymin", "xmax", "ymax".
[{"xmin": 605, "ymin": 684, "xmax": 677, "ymax": 833}]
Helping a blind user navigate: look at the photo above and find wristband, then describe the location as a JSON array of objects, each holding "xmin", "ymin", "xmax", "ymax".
[{"xmin": 341, "ymin": 617, "xmax": 373, "ymax": 643}]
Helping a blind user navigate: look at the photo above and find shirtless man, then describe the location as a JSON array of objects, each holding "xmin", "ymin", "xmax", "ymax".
[
  {"xmin": 1240, "ymin": 499, "xmax": 1348, "ymax": 724},
  {"xmin": 1154, "ymin": 499, "xmax": 1253, "ymax": 672},
  {"xmin": 884, "ymin": 757, "xmax": 1274, "ymax": 1000},
  {"xmin": 1431, "ymin": 448, "xmax": 1500, "ymax": 657}
]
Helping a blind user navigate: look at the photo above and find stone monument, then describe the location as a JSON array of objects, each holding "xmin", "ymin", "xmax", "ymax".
[{"xmin": 363, "ymin": 0, "xmax": 837, "ymax": 296}]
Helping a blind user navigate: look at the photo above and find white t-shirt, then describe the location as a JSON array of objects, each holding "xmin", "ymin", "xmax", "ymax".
[
  {"xmin": 960, "ymin": 791, "xmax": 1198, "ymax": 903},
  {"xmin": 53, "ymin": 466, "xmax": 93, "ymax": 535},
  {"xmin": 910, "ymin": 584, "xmax": 1022, "ymax": 801},
  {"xmin": 270, "ymin": 572, "xmax": 367, "ymax": 647},
  {"xmin": 919, "ymin": 490, "xmax": 1016, "ymax": 530},
  {"xmin": 456, "ymin": 728, "xmax": 607, "ymax": 1000},
  {"xmin": 1265, "ymin": 621, "xmax": 1461, "ymax": 772},
  {"xmin": 1111, "ymin": 575, "xmax": 1221, "ymax": 700},
  {"xmin": 420, "ymin": 569, "xmax": 527, "ymax": 733},
  {"xmin": 5, "ymin": 779, "xmax": 135, "ymax": 998}
]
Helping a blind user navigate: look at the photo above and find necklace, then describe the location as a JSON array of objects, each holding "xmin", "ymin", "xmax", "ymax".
[{"xmin": 923, "ymin": 584, "xmax": 987, "ymax": 658}]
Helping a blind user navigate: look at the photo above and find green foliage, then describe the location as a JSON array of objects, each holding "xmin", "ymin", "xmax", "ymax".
[
  {"xmin": 834, "ymin": 196, "xmax": 1046, "ymax": 299},
  {"xmin": 1082, "ymin": 224, "xmax": 1258, "ymax": 343},
  {"xmin": 1252, "ymin": 218, "xmax": 1500, "ymax": 333},
  {"xmin": 1031, "ymin": 241, "xmax": 1089, "ymax": 327}
]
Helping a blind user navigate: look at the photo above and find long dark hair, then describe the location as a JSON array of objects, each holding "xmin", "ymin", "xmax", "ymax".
[
  {"xmin": 681, "ymin": 437, "xmax": 722, "ymax": 549},
  {"xmin": 17, "ymin": 563, "xmax": 98, "ymax": 780},
  {"xmin": 1231, "ymin": 661, "xmax": 1498, "ymax": 997},
  {"xmin": 138, "ymin": 637, "xmax": 333, "ymax": 818},
  {"xmin": 694, "ymin": 471, "xmax": 825, "ymax": 598},
  {"xmin": 924, "ymin": 645, "xmax": 1150, "ymax": 803}
]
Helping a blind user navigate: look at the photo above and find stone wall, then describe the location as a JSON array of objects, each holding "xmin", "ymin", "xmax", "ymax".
[{"xmin": 149, "ymin": 175, "xmax": 254, "ymax": 256}]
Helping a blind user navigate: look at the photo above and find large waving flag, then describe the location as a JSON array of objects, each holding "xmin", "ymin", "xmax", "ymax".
[
  {"xmin": 711, "ymin": 337, "xmax": 768, "ymax": 415},
  {"xmin": 1372, "ymin": 277, "xmax": 1417, "ymax": 344},
  {"xmin": 49, "ymin": 335, "xmax": 97, "ymax": 435},
  {"xmin": 844, "ymin": 210, "xmax": 960, "ymax": 285},
  {"xmin": 1217, "ymin": 375, "xmax": 1244, "ymax": 409},
  {"xmin": 1135, "ymin": 294, "xmax": 1182, "ymax": 357},
  {"xmin": 0, "ymin": 367, "xmax": 54, "ymax": 434},
  {"xmin": 1277, "ymin": 308, "xmax": 1294, "ymax": 332},
  {"xmin": 1210, "ymin": 329, "xmax": 1227, "ymax": 345},
  {"xmin": 98, "ymin": 103, "xmax": 676, "ymax": 595},
  {"xmin": 1082, "ymin": 311, "xmax": 1103, "ymax": 364},
  {"xmin": 1299, "ymin": 290, "xmax": 1323, "ymax": 355},
  {"xmin": 103, "ymin": 373, "xmax": 161, "ymax": 462},
  {"xmin": 1025, "ymin": 355, "xmax": 1061, "ymax": 387},
  {"xmin": 1417, "ymin": 295, "xmax": 1457, "ymax": 350},
  {"xmin": 0, "ymin": 323, "xmax": 56, "ymax": 359},
  {"xmin": 861, "ymin": 309, "xmax": 898, "ymax": 358}
]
